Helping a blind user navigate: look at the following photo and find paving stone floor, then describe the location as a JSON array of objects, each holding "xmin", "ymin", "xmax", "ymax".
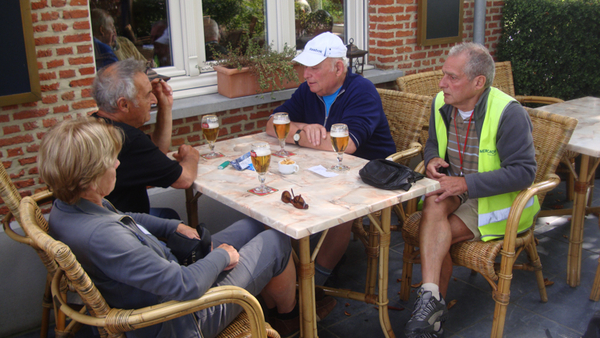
[{"xmin": 12, "ymin": 179, "xmax": 600, "ymax": 338}]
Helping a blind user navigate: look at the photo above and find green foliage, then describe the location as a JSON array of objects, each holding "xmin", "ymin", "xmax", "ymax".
[
  {"xmin": 202, "ymin": 0, "xmax": 244, "ymax": 25},
  {"xmin": 205, "ymin": 0, "xmax": 266, "ymax": 39},
  {"xmin": 214, "ymin": 39, "xmax": 300, "ymax": 99},
  {"xmin": 496, "ymin": 0, "xmax": 600, "ymax": 100}
]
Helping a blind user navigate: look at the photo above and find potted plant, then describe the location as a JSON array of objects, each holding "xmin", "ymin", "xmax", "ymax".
[{"xmin": 212, "ymin": 39, "xmax": 304, "ymax": 99}]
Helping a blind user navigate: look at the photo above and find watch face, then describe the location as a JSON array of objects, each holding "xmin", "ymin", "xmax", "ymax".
[{"xmin": 293, "ymin": 133, "xmax": 300, "ymax": 141}]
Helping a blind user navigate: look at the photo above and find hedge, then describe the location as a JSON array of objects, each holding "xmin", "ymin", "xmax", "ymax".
[{"xmin": 496, "ymin": 0, "xmax": 600, "ymax": 101}]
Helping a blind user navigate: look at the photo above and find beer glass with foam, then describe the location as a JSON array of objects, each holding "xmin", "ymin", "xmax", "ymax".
[
  {"xmin": 272, "ymin": 112, "xmax": 291, "ymax": 157},
  {"xmin": 330, "ymin": 123, "xmax": 349, "ymax": 171},
  {"xmin": 250, "ymin": 142, "xmax": 273, "ymax": 194},
  {"xmin": 201, "ymin": 114, "xmax": 220, "ymax": 158}
]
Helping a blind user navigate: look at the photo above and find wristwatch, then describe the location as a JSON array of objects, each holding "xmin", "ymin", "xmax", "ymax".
[{"xmin": 293, "ymin": 129, "xmax": 303, "ymax": 146}]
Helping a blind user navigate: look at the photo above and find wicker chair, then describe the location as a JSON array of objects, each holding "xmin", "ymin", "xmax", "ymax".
[
  {"xmin": 19, "ymin": 196, "xmax": 280, "ymax": 338},
  {"xmin": 350, "ymin": 90, "xmax": 431, "ymax": 297},
  {"xmin": 398, "ymin": 108, "xmax": 577, "ymax": 338},
  {"xmin": 395, "ymin": 69, "xmax": 443, "ymax": 151},
  {"xmin": 351, "ymin": 89, "xmax": 431, "ymax": 228},
  {"xmin": 493, "ymin": 61, "xmax": 576, "ymax": 200},
  {"xmin": 0, "ymin": 164, "xmax": 63, "ymax": 338}
]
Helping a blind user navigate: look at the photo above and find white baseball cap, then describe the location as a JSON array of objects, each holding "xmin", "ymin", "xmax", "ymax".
[{"xmin": 293, "ymin": 32, "xmax": 347, "ymax": 67}]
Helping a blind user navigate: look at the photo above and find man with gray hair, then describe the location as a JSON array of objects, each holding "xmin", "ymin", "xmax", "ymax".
[
  {"xmin": 92, "ymin": 59, "xmax": 199, "ymax": 217},
  {"xmin": 405, "ymin": 42, "xmax": 537, "ymax": 338},
  {"xmin": 91, "ymin": 8, "xmax": 155, "ymax": 70}
]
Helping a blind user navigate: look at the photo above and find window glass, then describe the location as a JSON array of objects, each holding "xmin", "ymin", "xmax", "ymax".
[
  {"xmin": 295, "ymin": 0, "xmax": 345, "ymax": 49},
  {"xmin": 90, "ymin": 1, "xmax": 362, "ymax": 97},
  {"xmin": 90, "ymin": 0, "xmax": 171, "ymax": 67},
  {"xmin": 202, "ymin": 0, "xmax": 266, "ymax": 62}
]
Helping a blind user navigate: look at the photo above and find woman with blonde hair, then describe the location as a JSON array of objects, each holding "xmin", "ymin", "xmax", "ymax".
[{"xmin": 38, "ymin": 117, "xmax": 324, "ymax": 338}]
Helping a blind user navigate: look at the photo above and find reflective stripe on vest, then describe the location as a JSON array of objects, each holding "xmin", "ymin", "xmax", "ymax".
[{"xmin": 433, "ymin": 88, "xmax": 540, "ymax": 241}]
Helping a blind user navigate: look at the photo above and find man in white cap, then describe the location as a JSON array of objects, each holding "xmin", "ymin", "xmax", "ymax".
[{"xmin": 266, "ymin": 32, "xmax": 396, "ymax": 286}]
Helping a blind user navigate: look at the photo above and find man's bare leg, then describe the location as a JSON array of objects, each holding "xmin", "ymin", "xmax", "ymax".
[
  {"xmin": 420, "ymin": 195, "xmax": 461, "ymax": 287},
  {"xmin": 314, "ymin": 220, "xmax": 352, "ymax": 284},
  {"xmin": 261, "ymin": 255, "xmax": 297, "ymax": 313}
]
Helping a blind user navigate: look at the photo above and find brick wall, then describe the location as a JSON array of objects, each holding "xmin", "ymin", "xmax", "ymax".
[
  {"xmin": 0, "ymin": 0, "xmax": 97, "ymax": 215},
  {"xmin": 140, "ymin": 102, "xmax": 282, "ymax": 147},
  {"xmin": 0, "ymin": 0, "xmax": 505, "ymax": 216},
  {"xmin": 368, "ymin": 0, "xmax": 504, "ymax": 75}
]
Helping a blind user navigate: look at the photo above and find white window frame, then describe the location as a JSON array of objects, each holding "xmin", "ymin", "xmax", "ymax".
[{"xmin": 159, "ymin": 0, "xmax": 368, "ymax": 99}]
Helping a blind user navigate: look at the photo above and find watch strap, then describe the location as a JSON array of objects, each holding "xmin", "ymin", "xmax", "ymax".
[{"xmin": 294, "ymin": 129, "xmax": 302, "ymax": 146}]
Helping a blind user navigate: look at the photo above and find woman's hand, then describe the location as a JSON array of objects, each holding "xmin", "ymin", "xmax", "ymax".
[
  {"xmin": 217, "ymin": 243, "xmax": 239, "ymax": 270},
  {"xmin": 176, "ymin": 223, "xmax": 200, "ymax": 239}
]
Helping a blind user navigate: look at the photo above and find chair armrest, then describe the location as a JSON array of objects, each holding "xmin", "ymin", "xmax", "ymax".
[
  {"xmin": 516, "ymin": 95, "xmax": 564, "ymax": 106},
  {"xmin": 3, "ymin": 210, "xmax": 32, "ymax": 245},
  {"xmin": 32, "ymin": 190, "xmax": 53, "ymax": 204},
  {"xmin": 502, "ymin": 174, "xmax": 560, "ymax": 249},
  {"xmin": 51, "ymin": 270, "xmax": 269, "ymax": 337},
  {"xmin": 385, "ymin": 142, "xmax": 422, "ymax": 163},
  {"xmin": 414, "ymin": 160, "xmax": 425, "ymax": 175},
  {"xmin": 2, "ymin": 190, "xmax": 53, "ymax": 245}
]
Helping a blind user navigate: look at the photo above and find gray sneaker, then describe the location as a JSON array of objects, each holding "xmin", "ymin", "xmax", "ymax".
[
  {"xmin": 417, "ymin": 326, "xmax": 444, "ymax": 338},
  {"xmin": 405, "ymin": 287, "xmax": 448, "ymax": 336}
]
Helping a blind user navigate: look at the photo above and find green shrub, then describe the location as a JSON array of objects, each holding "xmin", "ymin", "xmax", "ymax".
[{"xmin": 496, "ymin": 0, "xmax": 600, "ymax": 100}]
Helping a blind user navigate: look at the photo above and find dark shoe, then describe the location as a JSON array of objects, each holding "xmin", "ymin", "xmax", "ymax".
[
  {"xmin": 316, "ymin": 295, "xmax": 337, "ymax": 321},
  {"xmin": 405, "ymin": 287, "xmax": 448, "ymax": 336},
  {"xmin": 416, "ymin": 327, "xmax": 444, "ymax": 338},
  {"xmin": 268, "ymin": 315, "xmax": 299, "ymax": 338},
  {"xmin": 268, "ymin": 296, "xmax": 336, "ymax": 337}
]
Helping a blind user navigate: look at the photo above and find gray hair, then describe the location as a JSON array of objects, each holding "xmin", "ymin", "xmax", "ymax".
[
  {"xmin": 448, "ymin": 42, "xmax": 495, "ymax": 88},
  {"xmin": 329, "ymin": 57, "xmax": 349, "ymax": 72},
  {"xmin": 204, "ymin": 18, "xmax": 219, "ymax": 42},
  {"xmin": 91, "ymin": 8, "xmax": 113, "ymax": 38},
  {"xmin": 92, "ymin": 59, "xmax": 146, "ymax": 113}
]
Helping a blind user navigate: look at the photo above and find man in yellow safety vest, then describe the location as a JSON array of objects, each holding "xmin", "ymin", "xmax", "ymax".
[{"xmin": 405, "ymin": 42, "xmax": 538, "ymax": 338}]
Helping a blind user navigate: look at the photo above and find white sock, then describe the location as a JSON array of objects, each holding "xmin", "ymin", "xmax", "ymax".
[{"xmin": 421, "ymin": 283, "xmax": 441, "ymax": 300}]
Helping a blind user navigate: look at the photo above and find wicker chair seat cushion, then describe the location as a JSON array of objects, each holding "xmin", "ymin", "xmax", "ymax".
[
  {"xmin": 216, "ymin": 311, "xmax": 280, "ymax": 338},
  {"xmin": 402, "ymin": 211, "xmax": 536, "ymax": 282}
]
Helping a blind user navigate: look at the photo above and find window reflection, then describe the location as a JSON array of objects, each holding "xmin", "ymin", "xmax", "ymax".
[
  {"xmin": 296, "ymin": 0, "xmax": 345, "ymax": 49},
  {"xmin": 202, "ymin": 0, "xmax": 266, "ymax": 61},
  {"xmin": 90, "ymin": 0, "xmax": 171, "ymax": 68}
]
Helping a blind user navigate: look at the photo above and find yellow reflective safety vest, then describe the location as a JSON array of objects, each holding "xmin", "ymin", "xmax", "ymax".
[{"xmin": 433, "ymin": 88, "xmax": 539, "ymax": 241}]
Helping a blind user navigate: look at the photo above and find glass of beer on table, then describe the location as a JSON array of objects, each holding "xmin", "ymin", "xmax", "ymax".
[
  {"xmin": 330, "ymin": 123, "xmax": 349, "ymax": 171},
  {"xmin": 272, "ymin": 112, "xmax": 291, "ymax": 157},
  {"xmin": 250, "ymin": 142, "xmax": 273, "ymax": 194},
  {"xmin": 201, "ymin": 114, "xmax": 220, "ymax": 159}
]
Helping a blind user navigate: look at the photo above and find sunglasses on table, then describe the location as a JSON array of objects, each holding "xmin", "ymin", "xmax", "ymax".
[{"xmin": 281, "ymin": 189, "xmax": 309, "ymax": 210}]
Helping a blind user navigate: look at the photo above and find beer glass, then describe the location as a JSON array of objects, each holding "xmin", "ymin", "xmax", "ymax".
[
  {"xmin": 201, "ymin": 114, "xmax": 220, "ymax": 158},
  {"xmin": 250, "ymin": 142, "xmax": 272, "ymax": 194},
  {"xmin": 330, "ymin": 123, "xmax": 349, "ymax": 171},
  {"xmin": 272, "ymin": 112, "xmax": 291, "ymax": 157}
]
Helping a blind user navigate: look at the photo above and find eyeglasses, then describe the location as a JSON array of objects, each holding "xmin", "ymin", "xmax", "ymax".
[{"xmin": 281, "ymin": 189, "xmax": 309, "ymax": 209}]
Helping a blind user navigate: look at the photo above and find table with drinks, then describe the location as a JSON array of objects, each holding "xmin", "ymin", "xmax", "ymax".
[{"xmin": 188, "ymin": 114, "xmax": 441, "ymax": 338}]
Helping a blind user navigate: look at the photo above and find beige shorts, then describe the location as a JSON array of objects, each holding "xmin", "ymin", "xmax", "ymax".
[{"xmin": 453, "ymin": 198, "xmax": 481, "ymax": 240}]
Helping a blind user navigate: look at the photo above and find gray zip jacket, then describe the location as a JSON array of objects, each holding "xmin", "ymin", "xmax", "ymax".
[
  {"xmin": 424, "ymin": 87, "xmax": 537, "ymax": 199},
  {"xmin": 49, "ymin": 198, "xmax": 231, "ymax": 338}
]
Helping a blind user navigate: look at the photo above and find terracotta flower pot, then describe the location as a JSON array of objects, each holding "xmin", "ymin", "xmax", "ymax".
[{"xmin": 214, "ymin": 64, "xmax": 305, "ymax": 99}]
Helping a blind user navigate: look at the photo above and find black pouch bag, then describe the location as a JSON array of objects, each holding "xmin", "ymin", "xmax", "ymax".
[
  {"xmin": 167, "ymin": 224, "xmax": 212, "ymax": 266},
  {"xmin": 359, "ymin": 158, "xmax": 425, "ymax": 191}
]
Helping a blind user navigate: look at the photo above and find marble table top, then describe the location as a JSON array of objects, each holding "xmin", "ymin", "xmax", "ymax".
[
  {"xmin": 540, "ymin": 96, "xmax": 600, "ymax": 158},
  {"xmin": 191, "ymin": 132, "xmax": 440, "ymax": 239}
]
